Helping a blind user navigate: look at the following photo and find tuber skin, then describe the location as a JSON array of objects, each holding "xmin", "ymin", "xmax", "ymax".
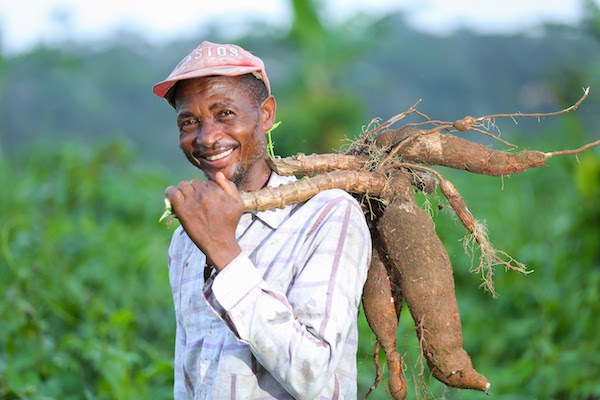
[
  {"xmin": 373, "ymin": 127, "xmax": 421, "ymax": 150},
  {"xmin": 377, "ymin": 128, "xmax": 549, "ymax": 176},
  {"xmin": 240, "ymin": 170, "xmax": 389, "ymax": 212},
  {"xmin": 267, "ymin": 153, "xmax": 365, "ymax": 176},
  {"xmin": 362, "ymin": 233, "xmax": 407, "ymax": 400},
  {"xmin": 377, "ymin": 172, "xmax": 490, "ymax": 393}
]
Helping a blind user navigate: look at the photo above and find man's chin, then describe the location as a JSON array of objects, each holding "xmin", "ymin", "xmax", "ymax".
[{"xmin": 201, "ymin": 167, "xmax": 244, "ymax": 187}]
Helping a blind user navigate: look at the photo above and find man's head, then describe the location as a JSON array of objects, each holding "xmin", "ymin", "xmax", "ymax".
[{"xmin": 153, "ymin": 42, "xmax": 276, "ymax": 191}]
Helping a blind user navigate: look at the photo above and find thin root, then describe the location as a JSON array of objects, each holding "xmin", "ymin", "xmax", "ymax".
[
  {"xmin": 361, "ymin": 99, "xmax": 423, "ymax": 143},
  {"xmin": 545, "ymin": 139, "xmax": 600, "ymax": 157},
  {"xmin": 461, "ymin": 220, "xmax": 530, "ymax": 297},
  {"xmin": 364, "ymin": 342, "xmax": 383, "ymax": 399},
  {"xmin": 481, "ymin": 87, "xmax": 589, "ymax": 121}
]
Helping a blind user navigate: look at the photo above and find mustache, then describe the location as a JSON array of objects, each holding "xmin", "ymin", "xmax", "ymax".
[{"xmin": 192, "ymin": 141, "xmax": 237, "ymax": 157}]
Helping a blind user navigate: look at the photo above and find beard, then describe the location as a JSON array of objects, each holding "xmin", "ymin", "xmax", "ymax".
[{"xmin": 220, "ymin": 151, "xmax": 261, "ymax": 188}]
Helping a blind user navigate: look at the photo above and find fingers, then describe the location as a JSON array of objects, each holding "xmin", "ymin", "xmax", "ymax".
[
  {"xmin": 165, "ymin": 185, "xmax": 184, "ymax": 204},
  {"xmin": 165, "ymin": 181, "xmax": 197, "ymax": 211},
  {"xmin": 166, "ymin": 176, "xmax": 240, "ymax": 206},
  {"xmin": 215, "ymin": 172, "xmax": 241, "ymax": 201}
]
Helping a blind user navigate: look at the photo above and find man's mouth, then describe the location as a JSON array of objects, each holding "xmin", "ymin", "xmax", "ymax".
[{"xmin": 200, "ymin": 148, "xmax": 234, "ymax": 161}]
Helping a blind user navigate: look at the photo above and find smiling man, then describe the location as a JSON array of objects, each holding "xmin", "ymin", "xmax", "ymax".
[{"xmin": 153, "ymin": 41, "xmax": 371, "ymax": 399}]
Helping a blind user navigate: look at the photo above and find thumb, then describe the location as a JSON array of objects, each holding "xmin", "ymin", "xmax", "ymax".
[{"xmin": 215, "ymin": 172, "xmax": 240, "ymax": 200}]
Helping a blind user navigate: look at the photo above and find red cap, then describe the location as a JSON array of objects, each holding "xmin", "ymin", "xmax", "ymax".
[{"xmin": 152, "ymin": 41, "xmax": 271, "ymax": 99}]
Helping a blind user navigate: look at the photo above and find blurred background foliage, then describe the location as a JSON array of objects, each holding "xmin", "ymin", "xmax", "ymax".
[{"xmin": 1, "ymin": 0, "xmax": 599, "ymax": 398}]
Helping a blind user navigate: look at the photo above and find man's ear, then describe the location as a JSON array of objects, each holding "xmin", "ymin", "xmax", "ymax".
[{"xmin": 259, "ymin": 96, "xmax": 277, "ymax": 132}]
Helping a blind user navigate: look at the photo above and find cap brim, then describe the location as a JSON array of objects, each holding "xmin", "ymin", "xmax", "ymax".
[{"xmin": 152, "ymin": 65, "xmax": 264, "ymax": 98}]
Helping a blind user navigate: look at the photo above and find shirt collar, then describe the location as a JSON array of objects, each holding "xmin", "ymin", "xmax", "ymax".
[{"xmin": 247, "ymin": 172, "xmax": 297, "ymax": 230}]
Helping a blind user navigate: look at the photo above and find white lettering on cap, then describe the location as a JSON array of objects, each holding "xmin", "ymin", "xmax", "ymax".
[
  {"xmin": 192, "ymin": 46, "xmax": 241, "ymax": 61},
  {"xmin": 173, "ymin": 45, "xmax": 243, "ymax": 73}
]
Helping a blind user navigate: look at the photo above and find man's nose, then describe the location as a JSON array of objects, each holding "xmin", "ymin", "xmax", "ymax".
[{"xmin": 195, "ymin": 121, "xmax": 220, "ymax": 148}]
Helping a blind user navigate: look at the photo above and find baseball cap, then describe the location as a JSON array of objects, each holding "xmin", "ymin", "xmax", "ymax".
[{"xmin": 152, "ymin": 41, "xmax": 271, "ymax": 100}]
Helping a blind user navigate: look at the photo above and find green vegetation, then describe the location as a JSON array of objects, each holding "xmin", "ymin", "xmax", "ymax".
[{"xmin": 0, "ymin": 140, "xmax": 175, "ymax": 399}]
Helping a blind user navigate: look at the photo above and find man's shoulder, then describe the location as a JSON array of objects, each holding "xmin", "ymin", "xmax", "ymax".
[
  {"xmin": 310, "ymin": 187, "xmax": 359, "ymax": 203},
  {"xmin": 298, "ymin": 188, "xmax": 371, "ymax": 250},
  {"xmin": 302, "ymin": 188, "xmax": 366, "ymax": 221}
]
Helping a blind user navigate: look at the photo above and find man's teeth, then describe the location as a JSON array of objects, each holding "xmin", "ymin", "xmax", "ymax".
[{"xmin": 205, "ymin": 148, "xmax": 233, "ymax": 161}]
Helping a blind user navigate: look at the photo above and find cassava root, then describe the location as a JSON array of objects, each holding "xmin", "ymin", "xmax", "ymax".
[
  {"xmin": 240, "ymin": 170, "xmax": 389, "ymax": 212},
  {"xmin": 377, "ymin": 172, "xmax": 490, "ymax": 394},
  {"xmin": 362, "ymin": 231, "xmax": 407, "ymax": 399}
]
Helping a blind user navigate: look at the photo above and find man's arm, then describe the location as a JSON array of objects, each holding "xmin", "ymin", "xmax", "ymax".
[{"xmin": 206, "ymin": 193, "xmax": 371, "ymax": 398}]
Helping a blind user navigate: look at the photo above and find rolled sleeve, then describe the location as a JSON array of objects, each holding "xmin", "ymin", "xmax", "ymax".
[{"xmin": 210, "ymin": 254, "xmax": 263, "ymax": 311}]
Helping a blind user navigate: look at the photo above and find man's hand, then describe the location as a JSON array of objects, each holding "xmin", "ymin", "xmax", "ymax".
[{"xmin": 165, "ymin": 172, "xmax": 244, "ymax": 271}]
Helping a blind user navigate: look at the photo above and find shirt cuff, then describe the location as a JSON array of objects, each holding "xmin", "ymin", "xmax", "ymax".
[{"xmin": 211, "ymin": 253, "xmax": 262, "ymax": 311}]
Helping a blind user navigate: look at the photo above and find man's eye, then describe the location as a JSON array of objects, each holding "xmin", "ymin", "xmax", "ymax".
[
  {"xmin": 180, "ymin": 119, "xmax": 198, "ymax": 129},
  {"xmin": 218, "ymin": 110, "xmax": 233, "ymax": 118}
]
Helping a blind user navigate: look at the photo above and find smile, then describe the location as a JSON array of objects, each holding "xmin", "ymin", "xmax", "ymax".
[{"xmin": 204, "ymin": 148, "xmax": 233, "ymax": 161}]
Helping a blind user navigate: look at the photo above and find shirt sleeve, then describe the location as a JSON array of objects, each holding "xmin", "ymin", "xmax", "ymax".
[{"xmin": 205, "ymin": 196, "xmax": 371, "ymax": 399}]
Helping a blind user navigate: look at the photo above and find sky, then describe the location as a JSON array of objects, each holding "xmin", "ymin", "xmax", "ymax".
[{"xmin": 0, "ymin": 0, "xmax": 597, "ymax": 54}]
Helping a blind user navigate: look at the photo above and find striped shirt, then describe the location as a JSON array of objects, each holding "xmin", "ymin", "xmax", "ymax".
[{"xmin": 167, "ymin": 172, "xmax": 371, "ymax": 399}]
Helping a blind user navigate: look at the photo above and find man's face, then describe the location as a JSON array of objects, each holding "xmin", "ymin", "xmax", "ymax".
[{"xmin": 174, "ymin": 75, "xmax": 275, "ymax": 191}]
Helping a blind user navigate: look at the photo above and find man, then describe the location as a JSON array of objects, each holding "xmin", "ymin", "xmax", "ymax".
[{"xmin": 153, "ymin": 41, "xmax": 371, "ymax": 399}]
